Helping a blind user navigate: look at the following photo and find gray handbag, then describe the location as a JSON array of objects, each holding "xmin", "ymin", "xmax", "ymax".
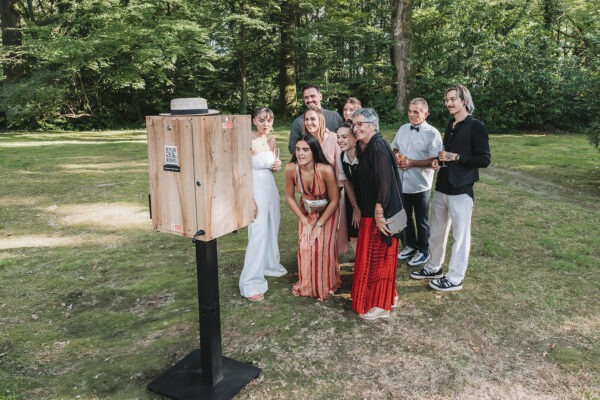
[{"xmin": 296, "ymin": 165, "xmax": 329, "ymax": 213}]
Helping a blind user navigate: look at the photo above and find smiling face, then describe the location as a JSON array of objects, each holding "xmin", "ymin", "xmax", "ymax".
[
  {"xmin": 304, "ymin": 110, "xmax": 320, "ymax": 135},
  {"xmin": 294, "ymin": 140, "xmax": 313, "ymax": 167},
  {"xmin": 342, "ymin": 102, "xmax": 359, "ymax": 122},
  {"xmin": 352, "ymin": 115, "xmax": 376, "ymax": 144},
  {"xmin": 303, "ymin": 88, "xmax": 322, "ymax": 109},
  {"xmin": 253, "ymin": 111, "xmax": 274, "ymax": 135},
  {"xmin": 445, "ymin": 90, "xmax": 467, "ymax": 116},
  {"xmin": 408, "ymin": 103, "xmax": 428, "ymax": 126},
  {"xmin": 336, "ymin": 127, "xmax": 356, "ymax": 152}
]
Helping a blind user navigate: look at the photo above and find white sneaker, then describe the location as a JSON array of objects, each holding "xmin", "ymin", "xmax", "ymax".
[
  {"xmin": 397, "ymin": 246, "xmax": 415, "ymax": 260},
  {"xmin": 408, "ymin": 251, "xmax": 431, "ymax": 267}
]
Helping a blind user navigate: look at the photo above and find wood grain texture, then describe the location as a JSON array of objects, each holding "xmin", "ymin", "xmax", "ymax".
[{"xmin": 146, "ymin": 115, "xmax": 253, "ymax": 240}]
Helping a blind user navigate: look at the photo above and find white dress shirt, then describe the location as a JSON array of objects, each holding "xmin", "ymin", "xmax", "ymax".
[{"xmin": 390, "ymin": 121, "xmax": 442, "ymax": 194}]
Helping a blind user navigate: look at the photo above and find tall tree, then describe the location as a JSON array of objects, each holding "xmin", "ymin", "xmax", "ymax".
[
  {"xmin": 278, "ymin": 0, "xmax": 298, "ymax": 117},
  {"xmin": 238, "ymin": 0, "xmax": 248, "ymax": 114},
  {"xmin": 390, "ymin": 0, "xmax": 411, "ymax": 111},
  {"xmin": 0, "ymin": 0, "xmax": 23, "ymax": 82}
]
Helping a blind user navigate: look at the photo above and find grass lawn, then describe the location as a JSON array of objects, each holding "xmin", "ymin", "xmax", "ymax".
[{"xmin": 0, "ymin": 128, "xmax": 599, "ymax": 399}]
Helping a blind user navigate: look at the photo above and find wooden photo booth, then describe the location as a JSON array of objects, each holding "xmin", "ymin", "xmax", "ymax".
[
  {"xmin": 145, "ymin": 112, "xmax": 262, "ymax": 399},
  {"xmin": 146, "ymin": 114, "xmax": 254, "ymax": 241}
]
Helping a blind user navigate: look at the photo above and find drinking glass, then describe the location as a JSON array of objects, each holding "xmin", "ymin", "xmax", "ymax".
[{"xmin": 439, "ymin": 145, "xmax": 448, "ymax": 168}]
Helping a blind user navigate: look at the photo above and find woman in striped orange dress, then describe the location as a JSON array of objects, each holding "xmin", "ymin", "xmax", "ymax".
[
  {"xmin": 284, "ymin": 134, "xmax": 341, "ymax": 300},
  {"xmin": 351, "ymin": 108, "xmax": 404, "ymax": 320}
]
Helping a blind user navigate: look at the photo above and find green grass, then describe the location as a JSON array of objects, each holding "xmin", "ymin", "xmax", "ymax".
[{"xmin": 0, "ymin": 129, "xmax": 599, "ymax": 399}]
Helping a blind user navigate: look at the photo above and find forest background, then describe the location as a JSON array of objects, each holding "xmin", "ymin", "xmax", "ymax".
[{"xmin": 0, "ymin": 0, "xmax": 599, "ymax": 138}]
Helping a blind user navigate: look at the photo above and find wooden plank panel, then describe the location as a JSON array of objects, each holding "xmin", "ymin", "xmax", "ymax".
[
  {"xmin": 148, "ymin": 114, "xmax": 253, "ymax": 241},
  {"xmin": 229, "ymin": 115, "xmax": 254, "ymax": 231},
  {"xmin": 192, "ymin": 115, "xmax": 253, "ymax": 241},
  {"xmin": 147, "ymin": 116, "xmax": 197, "ymax": 238}
]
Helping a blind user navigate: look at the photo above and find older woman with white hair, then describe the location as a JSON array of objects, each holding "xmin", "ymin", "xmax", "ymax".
[{"xmin": 350, "ymin": 108, "xmax": 405, "ymax": 320}]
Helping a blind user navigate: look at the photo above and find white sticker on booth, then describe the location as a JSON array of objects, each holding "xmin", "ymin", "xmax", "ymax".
[{"xmin": 165, "ymin": 145, "xmax": 178, "ymax": 165}]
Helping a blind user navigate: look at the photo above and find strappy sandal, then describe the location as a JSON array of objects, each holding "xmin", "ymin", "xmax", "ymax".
[{"xmin": 246, "ymin": 294, "xmax": 264, "ymax": 302}]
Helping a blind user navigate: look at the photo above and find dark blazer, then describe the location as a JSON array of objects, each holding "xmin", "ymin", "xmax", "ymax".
[{"xmin": 445, "ymin": 115, "xmax": 491, "ymax": 188}]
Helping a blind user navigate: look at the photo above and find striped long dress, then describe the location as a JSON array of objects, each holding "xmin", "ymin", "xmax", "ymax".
[
  {"xmin": 351, "ymin": 218, "xmax": 398, "ymax": 314},
  {"xmin": 292, "ymin": 163, "xmax": 341, "ymax": 300}
]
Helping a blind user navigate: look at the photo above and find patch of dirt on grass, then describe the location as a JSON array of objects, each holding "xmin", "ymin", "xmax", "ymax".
[{"xmin": 133, "ymin": 291, "xmax": 176, "ymax": 311}]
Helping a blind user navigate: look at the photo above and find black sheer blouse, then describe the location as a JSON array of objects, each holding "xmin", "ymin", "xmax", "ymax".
[{"xmin": 357, "ymin": 132, "xmax": 403, "ymax": 221}]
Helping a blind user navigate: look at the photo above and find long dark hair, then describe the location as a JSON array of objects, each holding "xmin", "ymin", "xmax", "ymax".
[{"xmin": 290, "ymin": 134, "xmax": 330, "ymax": 166}]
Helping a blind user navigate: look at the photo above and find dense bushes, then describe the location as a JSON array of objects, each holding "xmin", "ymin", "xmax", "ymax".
[{"xmin": 0, "ymin": 0, "xmax": 598, "ymax": 133}]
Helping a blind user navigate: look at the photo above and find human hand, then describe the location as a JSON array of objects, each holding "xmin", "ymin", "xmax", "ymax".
[
  {"xmin": 271, "ymin": 159, "xmax": 282, "ymax": 171},
  {"xmin": 395, "ymin": 153, "xmax": 405, "ymax": 167},
  {"xmin": 374, "ymin": 212, "xmax": 392, "ymax": 236},
  {"xmin": 253, "ymin": 200, "xmax": 258, "ymax": 220},
  {"xmin": 399, "ymin": 157, "xmax": 410, "ymax": 170},
  {"xmin": 351, "ymin": 206, "xmax": 361, "ymax": 229},
  {"xmin": 300, "ymin": 222, "xmax": 313, "ymax": 244},
  {"xmin": 310, "ymin": 224, "xmax": 322, "ymax": 243},
  {"xmin": 438, "ymin": 150, "xmax": 456, "ymax": 163},
  {"xmin": 432, "ymin": 158, "xmax": 440, "ymax": 172}
]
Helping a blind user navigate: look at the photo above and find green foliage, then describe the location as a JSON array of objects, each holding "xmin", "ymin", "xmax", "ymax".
[
  {"xmin": 0, "ymin": 0, "xmax": 598, "ymax": 134},
  {"xmin": 586, "ymin": 121, "xmax": 600, "ymax": 152}
]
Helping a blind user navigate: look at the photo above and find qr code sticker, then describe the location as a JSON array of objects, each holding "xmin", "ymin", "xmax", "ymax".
[{"xmin": 165, "ymin": 145, "xmax": 178, "ymax": 165}]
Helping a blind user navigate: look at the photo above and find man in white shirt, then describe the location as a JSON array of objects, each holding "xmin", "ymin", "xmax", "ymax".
[{"xmin": 390, "ymin": 98, "xmax": 442, "ymax": 267}]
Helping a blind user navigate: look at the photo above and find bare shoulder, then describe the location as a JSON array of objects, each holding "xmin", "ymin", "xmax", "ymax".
[
  {"xmin": 317, "ymin": 162, "xmax": 334, "ymax": 178},
  {"xmin": 285, "ymin": 162, "xmax": 296, "ymax": 175}
]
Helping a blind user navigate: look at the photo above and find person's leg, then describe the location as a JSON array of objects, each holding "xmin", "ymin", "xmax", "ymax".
[
  {"xmin": 239, "ymin": 217, "xmax": 269, "ymax": 298},
  {"xmin": 424, "ymin": 191, "xmax": 451, "ymax": 273},
  {"xmin": 400, "ymin": 192, "xmax": 417, "ymax": 249},
  {"xmin": 444, "ymin": 194, "xmax": 473, "ymax": 285},
  {"xmin": 413, "ymin": 190, "xmax": 430, "ymax": 254}
]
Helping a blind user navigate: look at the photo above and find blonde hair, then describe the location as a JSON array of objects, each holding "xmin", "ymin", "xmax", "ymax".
[{"xmin": 304, "ymin": 107, "xmax": 326, "ymax": 143}]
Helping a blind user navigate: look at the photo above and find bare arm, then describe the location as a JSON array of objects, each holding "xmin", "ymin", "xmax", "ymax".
[
  {"xmin": 310, "ymin": 164, "xmax": 340, "ymax": 242},
  {"xmin": 284, "ymin": 163, "xmax": 309, "ymax": 225},
  {"xmin": 343, "ymin": 180, "xmax": 361, "ymax": 228},
  {"xmin": 399, "ymin": 157, "xmax": 436, "ymax": 170}
]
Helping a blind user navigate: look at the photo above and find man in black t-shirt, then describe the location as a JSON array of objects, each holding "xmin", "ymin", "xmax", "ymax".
[{"xmin": 410, "ymin": 85, "xmax": 491, "ymax": 291}]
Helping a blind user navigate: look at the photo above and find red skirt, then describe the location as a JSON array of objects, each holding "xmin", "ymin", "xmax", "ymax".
[{"xmin": 351, "ymin": 217, "xmax": 398, "ymax": 314}]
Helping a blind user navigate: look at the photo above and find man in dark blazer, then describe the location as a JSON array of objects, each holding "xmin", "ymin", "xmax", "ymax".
[{"xmin": 410, "ymin": 85, "xmax": 491, "ymax": 291}]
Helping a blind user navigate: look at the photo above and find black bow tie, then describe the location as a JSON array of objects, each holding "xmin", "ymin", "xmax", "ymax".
[{"xmin": 410, "ymin": 125, "xmax": 419, "ymax": 132}]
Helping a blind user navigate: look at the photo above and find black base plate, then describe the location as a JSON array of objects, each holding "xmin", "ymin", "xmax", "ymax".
[{"xmin": 147, "ymin": 350, "xmax": 261, "ymax": 400}]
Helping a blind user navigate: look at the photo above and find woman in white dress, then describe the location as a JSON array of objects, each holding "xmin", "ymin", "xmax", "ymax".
[{"xmin": 240, "ymin": 107, "xmax": 287, "ymax": 301}]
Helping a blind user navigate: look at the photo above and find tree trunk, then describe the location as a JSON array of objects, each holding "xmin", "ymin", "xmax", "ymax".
[
  {"xmin": 278, "ymin": 0, "xmax": 298, "ymax": 117},
  {"xmin": 390, "ymin": 0, "xmax": 411, "ymax": 111},
  {"xmin": 239, "ymin": 0, "xmax": 248, "ymax": 114},
  {"xmin": 0, "ymin": 0, "xmax": 23, "ymax": 82}
]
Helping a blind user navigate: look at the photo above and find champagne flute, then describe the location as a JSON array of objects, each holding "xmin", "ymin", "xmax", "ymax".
[
  {"xmin": 272, "ymin": 147, "xmax": 281, "ymax": 171},
  {"xmin": 439, "ymin": 145, "xmax": 448, "ymax": 168}
]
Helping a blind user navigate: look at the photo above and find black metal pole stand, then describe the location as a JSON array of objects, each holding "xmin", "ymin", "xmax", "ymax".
[{"xmin": 147, "ymin": 239, "xmax": 261, "ymax": 399}]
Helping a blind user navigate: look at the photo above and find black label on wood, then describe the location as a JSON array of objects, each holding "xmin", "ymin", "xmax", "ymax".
[{"xmin": 163, "ymin": 164, "xmax": 181, "ymax": 172}]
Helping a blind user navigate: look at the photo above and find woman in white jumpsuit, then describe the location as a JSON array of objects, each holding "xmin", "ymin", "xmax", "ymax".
[{"xmin": 239, "ymin": 107, "xmax": 287, "ymax": 301}]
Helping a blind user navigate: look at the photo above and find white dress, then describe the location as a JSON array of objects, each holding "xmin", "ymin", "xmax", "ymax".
[{"xmin": 239, "ymin": 150, "xmax": 287, "ymax": 297}]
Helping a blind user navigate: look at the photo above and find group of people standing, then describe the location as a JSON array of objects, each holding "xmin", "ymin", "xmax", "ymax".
[{"xmin": 239, "ymin": 83, "xmax": 491, "ymax": 321}]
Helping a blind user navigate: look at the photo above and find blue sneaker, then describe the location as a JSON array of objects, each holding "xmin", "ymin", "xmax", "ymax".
[
  {"xmin": 408, "ymin": 251, "xmax": 430, "ymax": 267},
  {"xmin": 398, "ymin": 246, "xmax": 416, "ymax": 260}
]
